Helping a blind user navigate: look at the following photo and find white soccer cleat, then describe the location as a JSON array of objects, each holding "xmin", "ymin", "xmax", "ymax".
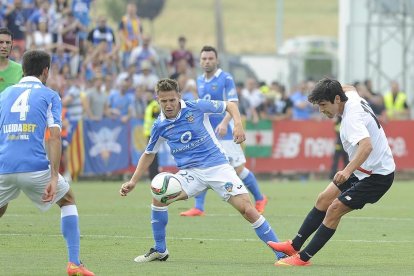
[{"xmin": 134, "ymin": 248, "xmax": 169, "ymax": 263}]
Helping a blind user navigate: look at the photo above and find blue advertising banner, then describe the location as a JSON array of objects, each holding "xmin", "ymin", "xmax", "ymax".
[{"xmin": 82, "ymin": 119, "xmax": 130, "ymax": 175}]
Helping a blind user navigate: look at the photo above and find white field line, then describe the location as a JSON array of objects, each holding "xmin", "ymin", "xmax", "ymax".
[
  {"xmin": 0, "ymin": 233, "xmax": 413, "ymax": 243},
  {"xmin": 6, "ymin": 213, "xmax": 414, "ymax": 221}
]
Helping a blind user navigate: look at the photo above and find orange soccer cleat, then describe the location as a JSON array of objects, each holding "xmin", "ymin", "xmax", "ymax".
[
  {"xmin": 66, "ymin": 262, "xmax": 95, "ymax": 276},
  {"xmin": 255, "ymin": 195, "xmax": 268, "ymax": 214},
  {"xmin": 180, "ymin": 208, "xmax": 205, "ymax": 217},
  {"xmin": 267, "ymin": 240, "xmax": 299, "ymax": 256},
  {"xmin": 274, "ymin": 254, "xmax": 311, "ymax": 266}
]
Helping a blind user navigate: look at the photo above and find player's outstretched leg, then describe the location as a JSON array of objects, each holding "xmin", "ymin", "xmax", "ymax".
[
  {"xmin": 238, "ymin": 167, "xmax": 267, "ymax": 214},
  {"xmin": 274, "ymin": 223, "xmax": 335, "ymax": 267},
  {"xmin": 135, "ymin": 205, "xmax": 169, "ymax": 263},
  {"xmin": 180, "ymin": 190, "xmax": 206, "ymax": 216},
  {"xmin": 61, "ymin": 205, "xmax": 95, "ymax": 276},
  {"xmin": 275, "ymin": 197, "xmax": 351, "ymax": 266},
  {"xmin": 267, "ymin": 206, "xmax": 326, "ymax": 256},
  {"xmin": 252, "ymin": 215, "xmax": 286, "ymax": 260},
  {"xmin": 229, "ymin": 194, "xmax": 285, "ymax": 260}
]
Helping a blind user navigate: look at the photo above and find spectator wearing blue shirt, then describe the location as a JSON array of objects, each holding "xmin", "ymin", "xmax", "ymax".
[
  {"xmin": 106, "ymin": 75, "xmax": 134, "ymax": 123},
  {"xmin": 87, "ymin": 16, "xmax": 115, "ymax": 52},
  {"xmin": 290, "ymin": 80, "xmax": 315, "ymax": 120}
]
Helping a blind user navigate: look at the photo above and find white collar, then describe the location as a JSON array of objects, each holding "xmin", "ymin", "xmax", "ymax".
[
  {"xmin": 203, "ymin": 68, "xmax": 222, "ymax": 82},
  {"xmin": 19, "ymin": 76, "xmax": 42, "ymax": 83},
  {"xmin": 160, "ymin": 100, "xmax": 187, "ymax": 122}
]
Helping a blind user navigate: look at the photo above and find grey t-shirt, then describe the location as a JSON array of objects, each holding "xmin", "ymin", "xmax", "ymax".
[{"xmin": 86, "ymin": 87, "xmax": 107, "ymax": 119}]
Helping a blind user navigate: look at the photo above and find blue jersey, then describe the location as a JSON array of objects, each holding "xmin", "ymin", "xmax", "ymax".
[
  {"xmin": 0, "ymin": 77, "xmax": 62, "ymax": 174},
  {"xmin": 107, "ymin": 90, "xmax": 134, "ymax": 116},
  {"xmin": 146, "ymin": 99, "xmax": 228, "ymax": 169},
  {"xmin": 197, "ymin": 69, "xmax": 237, "ymax": 140},
  {"xmin": 72, "ymin": 0, "xmax": 92, "ymax": 27}
]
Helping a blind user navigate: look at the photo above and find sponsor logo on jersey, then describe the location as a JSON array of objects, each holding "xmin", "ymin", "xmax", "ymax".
[
  {"xmin": 180, "ymin": 131, "xmax": 192, "ymax": 143},
  {"xmin": 2, "ymin": 123, "xmax": 37, "ymax": 133},
  {"xmin": 172, "ymin": 135, "xmax": 208, "ymax": 154}
]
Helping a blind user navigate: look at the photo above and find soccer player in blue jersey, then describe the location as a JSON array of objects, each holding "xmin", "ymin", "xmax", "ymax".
[
  {"xmin": 0, "ymin": 50, "xmax": 94, "ymax": 276},
  {"xmin": 119, "ymin": 78, "xmax": 285, "ymax": 263},
  {"xmin": 180, "ymin": 46, "xmax": 267, "ymax": 217}
]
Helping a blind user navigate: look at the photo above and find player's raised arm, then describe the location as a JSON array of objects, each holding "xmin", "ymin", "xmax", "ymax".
[
  {"xmin": 120, "ymin": 153, "xmax": 156, "ymax": 196},
  {"xmin": 225, "ymin": 101, "xmax": 245, "ymax": 144}
]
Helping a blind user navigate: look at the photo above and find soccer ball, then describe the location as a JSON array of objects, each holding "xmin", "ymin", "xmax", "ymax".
[{"xmin": 150, "ymin": 172, "xmax": 182, "ymax": 204}]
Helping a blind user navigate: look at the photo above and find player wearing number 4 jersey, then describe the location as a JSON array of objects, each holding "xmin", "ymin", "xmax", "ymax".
[
  {"xmin": 268, "ymin": 78, "xmax": 395, "ymax": 266},
  {"xmin": 0, "ymin": 50, "xmax": 94, "ymax": 276}
]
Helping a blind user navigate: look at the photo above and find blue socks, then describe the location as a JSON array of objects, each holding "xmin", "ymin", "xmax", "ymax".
[
  {"xmin": 252, "ymin": 215, "xmax": 285, "ymax": 260},
  {"xmin": 61, "ymin": 205, "xmax": 80, "ymax": 265},
  {"xmin": 151, "ymin": 204, "xmax": 168, "ymax": 253},
  {"xmin": 239, "ymin": 168, "xmax": 264, "ymax": 201},
  {"xmin": 194, "ymin": 190, "xmax": 207, "ymax": 211}
]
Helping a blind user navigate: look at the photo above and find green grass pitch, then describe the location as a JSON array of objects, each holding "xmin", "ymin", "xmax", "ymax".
[{"xmin": 1, "ymin": 179, "xmax": 413, "ymax": 275}]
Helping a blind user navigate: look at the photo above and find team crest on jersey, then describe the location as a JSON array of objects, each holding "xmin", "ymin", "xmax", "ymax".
[
  {"xmin": 185, "ymin": 112, "xmax": 194, "ymax": 123},
  {"xmin": 224, "ymin": 182, "xmax": 233, "ymax": 192},
  {"xmin": 211, "ymin": 83, "xmax": 218, "ymax": 91}
]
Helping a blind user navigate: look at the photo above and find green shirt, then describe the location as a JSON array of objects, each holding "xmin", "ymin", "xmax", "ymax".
[{"xmin": 0, "ymin": 60, "xmax": 23, "ymax": 93}]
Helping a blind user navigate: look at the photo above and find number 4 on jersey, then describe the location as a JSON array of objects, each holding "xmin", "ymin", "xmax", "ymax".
[{"xmin": 11, "ymin": 89, "xmax": 31, "ymax": 121}]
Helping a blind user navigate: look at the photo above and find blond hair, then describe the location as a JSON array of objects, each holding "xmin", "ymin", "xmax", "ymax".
[{"xmin": 155, "ymin": 78, "xmax": 180, "ymax": 94}]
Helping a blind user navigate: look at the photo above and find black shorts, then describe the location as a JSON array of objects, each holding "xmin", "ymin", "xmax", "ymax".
[{"xmin": 336, "ymin": 172, "xmax": 394, "ymax": 210}]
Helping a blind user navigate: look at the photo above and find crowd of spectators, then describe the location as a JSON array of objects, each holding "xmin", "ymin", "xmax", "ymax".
[{"xmin": 1, "ymin": 0, "xmax": 411, "ymax": 128}]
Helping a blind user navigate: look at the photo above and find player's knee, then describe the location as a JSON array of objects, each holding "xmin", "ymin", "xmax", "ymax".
[
  {"xmin": 234, "ymin": 165, "xmax": 245, "ymax": 175},
  {"xmin": 239, "ymin": 202, "xmax": 259, "ymax": 222},
  {"xmin": 315, "ymin": 191, "xmax": 334, "ymax": 210},
  {"xmin": 245, "ymin": 205, "xmax": 258, "ymax": 219},
  {"xmin": 326, "ymin": 199, "xmax": 346, "ymax": 217},
  {"xmin": 152, "ymin": 198, "xmax": 169, "ymax": 207},
  {"xmin": 56, "ymin": 190, "xmax": 76, "ymax": 207}
]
